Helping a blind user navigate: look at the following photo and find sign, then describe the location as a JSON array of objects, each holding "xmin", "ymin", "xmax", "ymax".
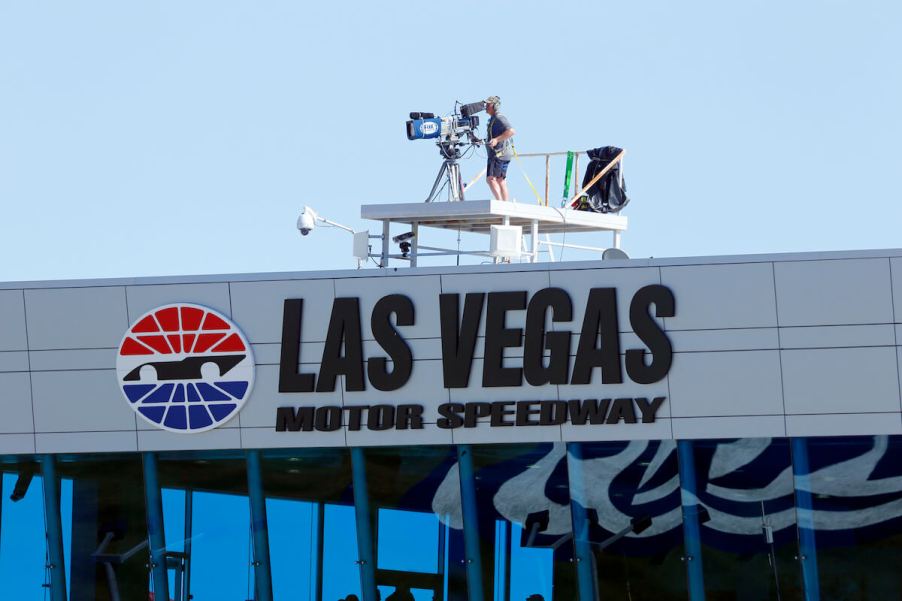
[
  {"xmin": 117, "ymin": 304, "xmax": 255, "ymax": 433},
  {"xmin": 276, "ymin": 285, "xmax": 674, "ymax": 433}
]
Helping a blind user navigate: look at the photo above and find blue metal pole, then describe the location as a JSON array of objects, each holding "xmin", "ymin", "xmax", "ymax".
[
  {"xmin": 456, "ymin": 445, "xmax": 485, "ymax": 601},
  {"xmin": 565, "ymin": 442, "xmax": 597, "ymax": 601},
  {"xmin": 246, "ymin": 450, "xmax": 274, "ymax": 601},
  {"xmin": 40, "ymin": 454, "xmax": 67, "ymax": 601},
  {"xmin": 676, "ymin": 440, "xmax": 706, "ymax": 601},
  {"xmin": 184, "ymin": 489, "xmax": 193, "ymax": 601},
  {"xmin": 142, "ymin": 452, "xmax": 171, "ymax": 600},
  {"xmin": 791, "ymin": 438, "xmax": 821, "ymax": 601},
  {"xmin": 350, "ymin": 447, "xmax": 378, "ymax": 601}
]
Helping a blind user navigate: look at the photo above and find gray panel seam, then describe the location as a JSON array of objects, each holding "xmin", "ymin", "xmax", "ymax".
[
  {"xmin": 658, "ymin": 266, "xmax": 675, "ymax": 440},
  {"xmin": 771, "ymin": 262, "xmax": 788, "ymax": 437},
  {"xmin": 670, "ymin": 411, "xmax": 902, "ymax": 418},
  {"xmin": 27, "ymin": 346, "xmax": 118, "ymax": 352},
  {"xmin": 123, "ymin": 286, "xmax": 141, "ymax": 451},
  {"xmin": 331, "ymin": 278, "xmax": 348, "ymax": 448},
  {"xmin": 241, "ymin": 421, "xmax": 445, "ymax": 429},
  {"xmin": 546, "ymin": 270, "xmax": 563, "ymax": 442},
  {"xmin": 20, "ymin": 290, "xmax": 38, "ymax": 452},
  {"xmin": 34, "ymin": 429, "xmax": 154, "ymax": 435},
  {"xmin": 249, "ymin": 323, "xmax": 899, "ymax": 343},
  {"xmin": 667, "ymin": 322, "xmax": 898, "ymax": 332},
  {"xmin": 228, "ymin": 281, "xmax": 243, "ymax": 450},
  {"xmin": 781, "ymin": 410, "xmax": 902, "ymax": 416},
  {"xmin": 4, "ymin": 249, "xmax": 902, "ymax": 290},
  {"xmin": 674, "ymin": 345, "xmax": 899, "ymax": 353},
  {"xmin": 888, "ymin": 258, "xmax": 902, "ymax": 423}
]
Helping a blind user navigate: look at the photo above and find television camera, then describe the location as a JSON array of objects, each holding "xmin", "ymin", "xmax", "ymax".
[{"xmin": 405, "ymin": 101, "xmax": 487, "ymax": 202}]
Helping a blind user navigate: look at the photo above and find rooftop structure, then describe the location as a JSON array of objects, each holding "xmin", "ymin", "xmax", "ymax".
[{"xmin": 361, "ymin": 199, "xmax": 628, "ymax": 266}]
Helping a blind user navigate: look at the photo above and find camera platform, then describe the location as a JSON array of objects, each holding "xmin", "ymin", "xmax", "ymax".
[{"xmin": 360, "ymin": 199, "xmax": 627, "ymax": 267}]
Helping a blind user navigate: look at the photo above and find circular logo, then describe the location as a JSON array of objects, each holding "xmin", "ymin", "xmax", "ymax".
[{"xmin": 117, "ymin": 304, "xmax": 255, "ymax": 433}]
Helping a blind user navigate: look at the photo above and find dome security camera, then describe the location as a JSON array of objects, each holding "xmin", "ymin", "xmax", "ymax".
[{"xmin": 297, "ymin": 206, "xmax": 318, "ymax": 236}]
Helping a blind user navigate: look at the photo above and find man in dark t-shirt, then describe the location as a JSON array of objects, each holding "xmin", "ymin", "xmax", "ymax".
[{"xmin": 484, "ymin": 95, "xmax": 516, "ymax": 201}]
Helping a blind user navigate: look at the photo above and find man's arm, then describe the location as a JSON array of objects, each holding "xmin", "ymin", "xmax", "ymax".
[{"xmin": 489, "ymin": 127, "xmax": 516, "ymax": 148}]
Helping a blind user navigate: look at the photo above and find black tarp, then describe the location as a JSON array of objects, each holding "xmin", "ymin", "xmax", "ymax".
[{"xmin": 573, "ymin": 146, "xmax": 629, "ymax": 214}]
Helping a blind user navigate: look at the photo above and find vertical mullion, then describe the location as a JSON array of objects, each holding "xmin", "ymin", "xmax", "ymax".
[
  {"xmin": 457, "ymin": 445, "xmax": 485, "ymax": 601},
  {"xmin": 40, "ymin": 454, "xmax": 67, "ymax": 601},
  {"xmin": 676, "ymin": 440, "xmax": 706, "ymax": 601},
  {"xmin": 565, "ymin": 442, "xmax": 596, "ymax": 601},
  {"xmin": 351, "ymin": 447, "xmax": 378, "ymax": 601},
  {"xmin": 142, "ymin": 452, "xmax": 170, "ymax": 601},
  {"xmin": 246, "ymin": 450, "xmax": 274, "ymax": 601},
  {"xmin": 791, "ymin": 438, "xmax": 821, "ymax": 601}
]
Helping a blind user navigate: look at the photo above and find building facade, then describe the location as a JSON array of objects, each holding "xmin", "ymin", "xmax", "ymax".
[{"xmin": 1, "ymin": 248, "xmax": 901, "ymax": 600}]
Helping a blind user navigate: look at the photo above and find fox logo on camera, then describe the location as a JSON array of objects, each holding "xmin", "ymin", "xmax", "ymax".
[{"xmin": 406, "ymin": 115, "xmax": 444, "ymax": 140}]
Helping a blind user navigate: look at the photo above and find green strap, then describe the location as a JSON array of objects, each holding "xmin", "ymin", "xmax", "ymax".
[{"xmin": 561, "ymin": 151, "xmax": 574, "ymax": 207}]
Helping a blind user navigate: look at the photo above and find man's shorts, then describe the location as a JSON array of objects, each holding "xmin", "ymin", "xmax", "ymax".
[{"xmin": 487, "ymin": 156, "xmax": 510, "ymax": 179}]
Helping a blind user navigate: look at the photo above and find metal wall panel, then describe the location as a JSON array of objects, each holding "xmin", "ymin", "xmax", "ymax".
[
  {"xmin": 137, "ymin": 427, "xmax": 241, "ymax": 452},
  {"xmin": 671, "ymin": 415, "xmax": 786, "ymax": 439},
  {"xmin": 0, "ymin": 289, "xmax": 27, "ymax": 351},
  {"xmin": 35, "ymin": 430, "xmax": 138, "ymax": 454},
  {"xmin": 785, "ymin": 412, "xmax": 902, "ymax": 437},
  {"xmin": 342, "ymin": 358, "xmax": 446, "ymax": 408},
  {"xmin": 781, "ymin": 347, "xmax": 901, "ymax": 414},
  {"xmin": 243, "ymin": 424, "xmax": 346, "ymax": 448},
  {"xmin": 241, "ymin": 364, "xmax": 342, "ymax": 428},
  {"xmin": 561, "ymin": 416, "xmax": 672, "ymax": 442},
  {"xmin": 441, "ymin": 270, "xmax": 552, "ymax": 334},
  {"xmin": 451, "ymin": 419, "xmax": 562, "ymax": 445},
  {"xmin": 668, "ymin": 328, "xmax": 779, "ymax": 352},
  {"xmin": 774, "ymin": 258, "xmax": 893, "ymax": 326},
  {"xmin": 549, "ymin": 266, "xmax": 660, "ymax": 333},
  {"xmin": 334, "ymin": 274, "xmax": 442, "ymax": 341},
  {"xmin": 0, "ymin": 372, "xmax": 35, "ymax": 433},
  {"xmin": 668, "ymin": 350, "xmax": 784, "ymax": 417},
  {"xmin": 31, "ymin": 370, "xmax": 136, "ymax": 432},
  {"xmin": 29, "ymin": 348, "xmax": 116, "ymax": 371},
  {"xmin": 0, "ymin": 432, "xmax": 35, "ymax": 453},
  {"xmin": 661, "ymin": 262, "xmax": 778, "ymax": 330},
  {"xmin": 779, "ymin": 324, "xmax": 896, "ymax": 349},
  {"xmin": 25, "ymin": 286, "xmax": 128, "ymax": 350},
  {"xmin": 0, "ymin": 351, "xmax": 28, "ymax": 372},
  {"xmin": 890, "ymin": 257, "xmax": 902, "ymax": 323},
  {"xmin": 230, "ymin": 279, "xmax": 336, "ymax": 344},
  {"xmin": 126, "ymin": 282, "xmax": 231, "ymax": 322}
]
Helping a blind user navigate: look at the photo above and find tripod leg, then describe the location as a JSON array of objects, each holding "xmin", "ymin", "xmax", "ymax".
[
  {"xmin": 425, "ymin": 162, "xmax": 449, "ymax": 203},
  {"xmin": 448, "ymin": 162, "xmax": 464, "ymax": 202}
]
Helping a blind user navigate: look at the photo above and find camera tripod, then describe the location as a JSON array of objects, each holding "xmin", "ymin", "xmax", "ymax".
[
  {"xmin": 425, "ymin": 140, "xmax": 471, "ymax": 202},
  {"xmin": 424, "ymin": 157, "xmax": 465, "ymax": 202}
]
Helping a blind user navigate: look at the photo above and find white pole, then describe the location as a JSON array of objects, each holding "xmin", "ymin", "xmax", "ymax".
[
  {"xmin": 531, "ymin": 220, "xmax": 539, "ymax": 263},
  {"xmin": 381, "ymin": 221, "xmax": 390, "ymax": 268}
]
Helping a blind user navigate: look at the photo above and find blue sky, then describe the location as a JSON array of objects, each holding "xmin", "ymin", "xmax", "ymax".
[{"xmin": 1, "ymin": 0, "xmax": 900, "ymax": 282}]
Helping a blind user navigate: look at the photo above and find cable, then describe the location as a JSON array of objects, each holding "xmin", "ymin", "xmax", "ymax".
[{"xmin": 512, "ymin": 148, "xmax": 545, "ymax": 205}]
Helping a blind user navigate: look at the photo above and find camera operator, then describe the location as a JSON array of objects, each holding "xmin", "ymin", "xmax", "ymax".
[{"xmin": 484, "ymin": 95, "xmax": 516, "ymax": 201}]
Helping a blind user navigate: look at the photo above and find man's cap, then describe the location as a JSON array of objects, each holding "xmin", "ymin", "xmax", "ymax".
[{"xmin": 485, "ymin": 95, "xmax": 501, "ymax": 107}]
